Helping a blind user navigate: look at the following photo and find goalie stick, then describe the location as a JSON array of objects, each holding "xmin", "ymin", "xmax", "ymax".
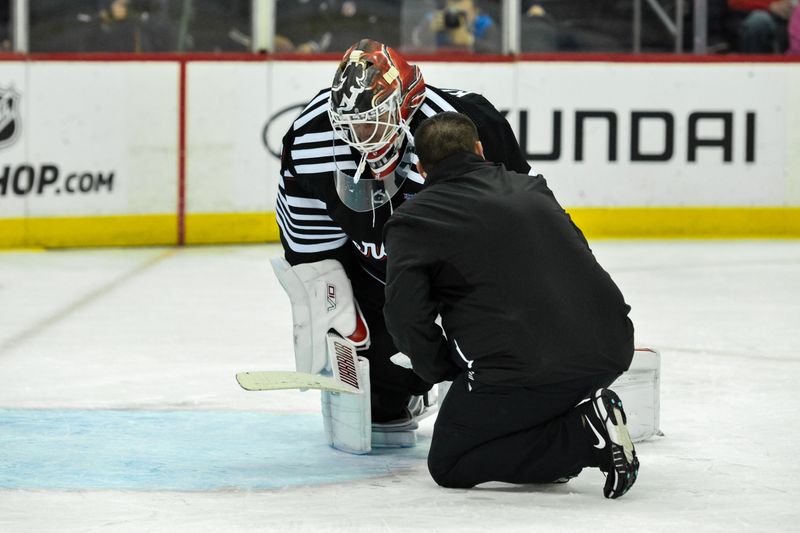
[{"xmin": 236, "ymin": 332, "xmax": 365, "ymax": 394}]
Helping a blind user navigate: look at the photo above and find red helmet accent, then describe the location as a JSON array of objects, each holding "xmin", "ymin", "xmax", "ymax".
[{"xmin": 331, "ymin": 39, "xmax": 426, "ymax": 123}]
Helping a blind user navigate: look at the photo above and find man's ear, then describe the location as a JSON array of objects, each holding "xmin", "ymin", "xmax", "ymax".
[
  {"xmin": 415, "ymin": 160, "xmax": 427, "ymax": 178},
  {"xmin": 475, "ymin": 140, "xmax": 485, "ymax": 159}
]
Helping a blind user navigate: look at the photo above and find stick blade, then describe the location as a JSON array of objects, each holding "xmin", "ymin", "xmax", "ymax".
[{"xmin": 236, "ymin": 371, "xmax": 362, "ymax": 394}]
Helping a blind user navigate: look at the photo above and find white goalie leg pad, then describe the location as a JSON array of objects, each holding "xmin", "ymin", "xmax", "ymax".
[
  {"xmin": 321, "ymin": 356, "xmax": 372, "ymax": 454},
  {"xmin": 271, "ymin": 257, "xmax": 370, "ymax": 375},
  {"xmin": 612, "ymin": 348, "xmax": 662, "ymax": 442}
]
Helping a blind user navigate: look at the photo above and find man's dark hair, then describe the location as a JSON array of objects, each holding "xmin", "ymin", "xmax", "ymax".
[{"xmin": 415, "ymin": 112, "xmax": 479, "ymax": 171}]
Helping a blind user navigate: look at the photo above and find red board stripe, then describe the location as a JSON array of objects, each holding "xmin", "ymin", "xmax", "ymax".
[{"xmin": 177, "ymin": 59, "xmax": 187, "ymax": 246}]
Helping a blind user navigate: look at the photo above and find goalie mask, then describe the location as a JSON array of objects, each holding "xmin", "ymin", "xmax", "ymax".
[{"xmin": 328, "ymin": 39, "xmax": 426, "ymax": 212}]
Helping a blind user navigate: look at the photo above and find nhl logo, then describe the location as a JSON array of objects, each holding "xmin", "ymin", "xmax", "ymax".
[{"xmin": 0, "ymin": 86, "xmax": 21, "ymax": 151}]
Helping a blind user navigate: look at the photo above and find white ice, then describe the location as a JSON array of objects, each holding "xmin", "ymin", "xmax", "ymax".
[{"xmin": 1, "ymin": 241, "xmax": 799, "ymax": 532}]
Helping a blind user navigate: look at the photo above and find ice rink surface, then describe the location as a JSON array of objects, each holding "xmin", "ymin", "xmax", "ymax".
[{"xmin": 1, "ymin": 241, "xmax": 799, "ymax": 532}]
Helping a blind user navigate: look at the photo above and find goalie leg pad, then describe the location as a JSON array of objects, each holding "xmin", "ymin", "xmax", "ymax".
[
  {"xmin": 322, "ymin": 356, "xmax": 372, "ymax": 454},
  {"xmin": 611, "ymin": 348, "xmax": 661, "ymax": 442}
]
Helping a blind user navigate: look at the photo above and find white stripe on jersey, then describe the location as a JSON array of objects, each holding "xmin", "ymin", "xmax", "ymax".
[
  {"xmin": 276, "ymin": 213, "xmax": 348, "ymax": 253},
  {"xmin": 292, "ymin": 145, "xmax": 351, "ymax": 161},
  {"xmin": 294, "ymin": 103, "xmax": 329, "ymax": 130},
  {"xmin": 406, "ymin": 170, "xmax": 425, "ymax": 185},
  {"xmin": 280, "ymin": 210, "xmax": 336, "ymax": 222},
  {"xmin": 275, "ymin": 202, "xmax": 345, "ymax": 236},
  {"xmin": 295, "ymin": 91, "xmax": 330, "ymax": 119},
  {"xmin": 295, "ymin": 161, "xmax": 357, "ymax": 174},
  {"xmin": 420, "ymin": 103, "xmax": 436, "ymax": 117},
  {"xmin": 424, "ymin": 89, "xmax": 458, "ymax": 113},
  {"xmin": 295, "ymin": 131, "xmax": 337, "ymax": 145},
  {"xmin": 400, "ymin": 151, "xmax": 424, "ymax": 184},
  {"xmin": 305, "ymin": 91, "xmax": 330, "ymax": 109},
  {"xmin": 274, "ymin": 192, "xmax": 336, "ymax": 221},
  {"xmin": 277, "ymin": 186, "xmax": 327, "ymax": 209}
]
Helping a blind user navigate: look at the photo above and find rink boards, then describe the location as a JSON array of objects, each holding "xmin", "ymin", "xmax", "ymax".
[{"xmin": 0, "ymin": 56, "xmax": 799, "ymax": 247}]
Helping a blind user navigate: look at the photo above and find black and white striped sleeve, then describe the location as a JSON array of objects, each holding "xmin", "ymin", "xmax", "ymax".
[
  {"xmin": 275, "ymin": 169, "xmax": 349, "ymax": 265},
  {"xmin": 275, "ymin": 91, "xmax": 351, "ymax": 266}
]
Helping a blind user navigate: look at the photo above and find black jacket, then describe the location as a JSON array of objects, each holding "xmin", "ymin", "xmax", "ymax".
[{"xmin": 383, "ymin": 152, "xmax": 634, "ymax": 386}]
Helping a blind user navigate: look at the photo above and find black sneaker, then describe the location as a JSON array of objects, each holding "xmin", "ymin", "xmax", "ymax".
[{"xmin": 582, "ymin": 388, "xmax": 639, "ymax": 499}]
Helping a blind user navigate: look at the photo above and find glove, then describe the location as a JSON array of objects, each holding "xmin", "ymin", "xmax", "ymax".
[{"xmin": 390, "ymin": 353, "xmax": 414, "ymax": 369}]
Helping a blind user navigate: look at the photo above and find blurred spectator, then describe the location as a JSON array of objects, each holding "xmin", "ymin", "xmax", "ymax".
[
  {"xmin": 29, "ymin": 0, "xmax": 247, "ymax": 53},
  {"xmin": 706, "ymin": 0, "xmax": 734, "ymax": 52},
  {"xmin": 411, "ymin": 0, "xmax": 501, "ymax": 53},
  {"xmin": 136, "ymin": 0, "xmax": 176, "ymax": 52},
  {"xmin": 520, "ymin": 3, "xmax": 567, "ymax": 51},
  {"xmin": 521, "ymin": 2, "xmax": 624, "ymax": 52},
  {"xmin": 179, "ymin": 0, "xmax": 251, "ymax": 52},
  {"xmin": 275, "ymin": 0, "xmax": 399, "ymax": 54},
  {"xmin": 728, "ymin": 0, "xmax": 793, "ymax": 52},
  {"xmin": 789, "ymin": 1, "xmax": 800, "ymax": 53},
  {"xmin": 84, "ymin": 0, "xmax": 153, "ymax": 52},
  {"xmin": 274, "ymin": 0, "xmax": 329, "ymax": 52},
  {"xmin": 520, "ymin": 0, "xmax": 679, "ymax": 53},
  {"xmin": 1, "ymin": 0, "xmax": 10, "ymax": 51}
]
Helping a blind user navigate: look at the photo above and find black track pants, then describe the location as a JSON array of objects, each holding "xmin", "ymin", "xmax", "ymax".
[{"xmin": 428, "ymin": 372, "xmax": 619, "ymax": 488}]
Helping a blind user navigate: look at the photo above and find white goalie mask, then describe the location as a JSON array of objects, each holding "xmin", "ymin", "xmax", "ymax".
[
  {"xmin": 327, "ymin": 39, "xmax": 426, "ymax": 212},
  {"xmin": 329, "ymin": 89, "xmax": 410, "ymax": 213},
  {"xmin": 328, "ymin": 88, "xmax": 404, "ymax": 157}
]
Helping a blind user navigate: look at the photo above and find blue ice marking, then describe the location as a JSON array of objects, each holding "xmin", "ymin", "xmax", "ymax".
[{"xmin": 0, "ymin": 409, "xmax": 429, "ymax": 490}]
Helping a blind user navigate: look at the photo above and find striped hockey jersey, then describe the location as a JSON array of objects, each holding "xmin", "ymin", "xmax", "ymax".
[{"xmin": 276, "ymin": 85, "xmax": 531, "ymax": 284}]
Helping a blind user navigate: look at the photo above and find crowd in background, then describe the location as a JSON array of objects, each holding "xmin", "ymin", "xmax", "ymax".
[
  {"xmin": 1, "ymin": 1, "xmax": 10, "ymax": 50},
  {"xmin": 0, "ymin": 0, "xmax": 797, "ymax": 55}
]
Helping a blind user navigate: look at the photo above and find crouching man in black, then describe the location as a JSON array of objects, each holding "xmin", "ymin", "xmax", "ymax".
[{"xmin": 382, "ymin": 112, "xmax": 639, "ymax": 498}]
